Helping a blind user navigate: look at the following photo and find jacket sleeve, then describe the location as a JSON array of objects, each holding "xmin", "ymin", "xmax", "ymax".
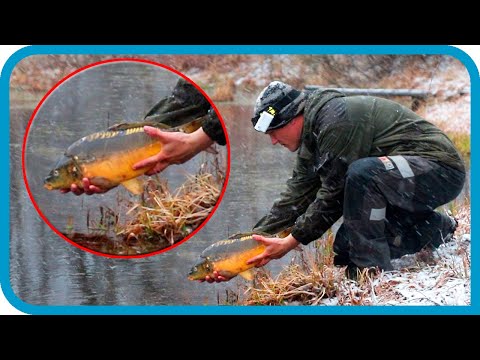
[
  {"xmin": 202, "ymin": 108, "xmax": 226, "ymax": 146},
  {"xmin": 144, "ymin": 77, "xmax": 211, "ymax": 128},
  {"xmin": 146, "ymin": 78, "xmax": 226, "ymax": 146},
  {"xmin": 290, "ymin": 99, "xmax": 375, "ymax": 245},
  {"xmin": 289, "ymin": 147, "xmax": 346, "ymax": 244},
  {"xmin": 252, "ymin": 155, "xmax": 320, "ymax": 235}
]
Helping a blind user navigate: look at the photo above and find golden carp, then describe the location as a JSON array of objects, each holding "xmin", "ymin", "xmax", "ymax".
[
  {"xmin": 188, "ymin": 228, "xmax": 291, "ymax": 281},
  {"xmin": 44, "ymin": 117, "xmax": 204, "ymax": 195}
]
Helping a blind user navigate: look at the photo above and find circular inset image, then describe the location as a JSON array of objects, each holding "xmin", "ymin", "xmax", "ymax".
[{"xmin": 23, "ymin": 58, "xmax": 229, "ymax": 258}]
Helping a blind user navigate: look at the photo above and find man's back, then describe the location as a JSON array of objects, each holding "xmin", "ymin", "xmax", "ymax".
[{"xmin": 305, "ymin": 91, "xmax": 465, "ymax": 172}]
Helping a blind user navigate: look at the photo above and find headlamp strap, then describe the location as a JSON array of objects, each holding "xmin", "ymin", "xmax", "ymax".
[{"xmin": 263, "ymin": 88, "xmax": 301, "ymax": 118}]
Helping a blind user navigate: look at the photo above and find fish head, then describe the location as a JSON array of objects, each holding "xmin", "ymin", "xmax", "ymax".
[
  {"xmin": 44, "ymin": 156, "xmax": 81, "ymax": 190},
  {"xmin": 188, "ymin": 256, "xmax": 214, "ymax": 281}
]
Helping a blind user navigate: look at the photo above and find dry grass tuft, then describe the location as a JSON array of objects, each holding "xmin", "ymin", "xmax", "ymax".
[
  {"xmin": 117, "ymin": 171, "xmax": 221, "ymax": 247},
  {"xmin": 68, "ymin": 159, "xmax": 225, "ymax": 255},
  {"xmin": 241, "ymin": 203, "xmax": 470, "ymax": 306},
  {"xmin": 244, "ymin": 232, "xmax": 344, "ymax": 305}
]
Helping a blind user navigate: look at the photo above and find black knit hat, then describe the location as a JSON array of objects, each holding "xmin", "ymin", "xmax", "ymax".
[{"xmin": 251, "ymin": 81, "xmax": 306, "ymax": 132}]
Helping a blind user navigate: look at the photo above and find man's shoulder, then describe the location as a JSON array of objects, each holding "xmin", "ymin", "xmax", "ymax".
[
  {"xmin": 304, "ymin": 90, "xmax": 346, "ymax": 124},
  {"xmin": 305, "ymin": 89, "xmax": 345, "ymax": 113},
  {"xmin": 307, "ymin": 88, "xmax": 346, "ymax": 100}
]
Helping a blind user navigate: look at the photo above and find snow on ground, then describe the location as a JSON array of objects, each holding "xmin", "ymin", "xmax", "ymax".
[
  {"xmin": 316, "ymin": 233, "xmax": 471, "ymax": 306},
  {"xmin": 376, "ymin": 208, "xmax": 472, "ymax": 306},
  {"xmin": 379, "ymin": 234, "xmax": 470, "ymax": 305}
]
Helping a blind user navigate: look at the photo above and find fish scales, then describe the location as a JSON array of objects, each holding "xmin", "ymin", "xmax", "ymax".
[
  {"xmin": 69, "ymin": 126, "xmax": 159, "ymax": 162},
  {"xmin": 202, "ymin": 235, "xmax": 264, "ymax": 262},
  {"xmin": 44, "ymin": 117, "xmax": 204, "ymax": 194},
  {"xmin": 188, "ymin": 230, "xmax": 290, "ymax": 281}
]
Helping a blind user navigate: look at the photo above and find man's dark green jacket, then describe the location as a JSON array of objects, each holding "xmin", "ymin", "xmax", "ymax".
[{"xmin": 254, "ymin": 89, "xmax": 465, "ymax": 244}]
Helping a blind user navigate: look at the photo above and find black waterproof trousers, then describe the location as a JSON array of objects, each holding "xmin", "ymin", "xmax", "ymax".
[{"xmin": 333, "ymin": 155, "xmax": 465, "ymax": 270}]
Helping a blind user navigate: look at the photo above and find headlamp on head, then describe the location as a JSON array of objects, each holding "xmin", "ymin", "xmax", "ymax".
[{"xmin": 253, "ymin": 106, "xmax": 276, "ymax": 132}]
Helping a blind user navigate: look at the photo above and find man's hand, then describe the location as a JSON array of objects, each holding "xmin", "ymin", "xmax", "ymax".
[
  {"xmin": 196, "ymin": 271, "xmax": 231, "ymax": 283},
  {"xmin": 246, "ymin": 234, "xmax": 300, "ymax": 267},
  {"xmin": 60, "ymin": 178, "xmax": 108, "ymax": 196},
  {"xmin": 133, "ymin": 126, "xmax": 214, "ymax": 175}
]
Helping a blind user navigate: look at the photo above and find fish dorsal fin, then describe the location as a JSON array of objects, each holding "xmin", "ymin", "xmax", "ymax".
[
  {"xmin": 229, "ymin": 231, "xmax": 271, "ymax": 239},
  {"xmin": 238, "ymin": 269, "xmax": 255, "ymax": 281},
  {"xmin": 141, "ymin": 122, "xmax": 171, "ymax": 130},
  {"xmin": 106, "ymin": 117, "xmax": 203, "ymax": 134},
  {"xmin": 107, "ymin": 122, "xmax": 170, "ymax": 132},
  {"xmin": 106, "ymin": 122, "xmax": 137, "ymax": 131},
  {"xmin": 275, "ymin": 227, "xmax": 293, "ymax": 238},
  {"xmin": 121, "ymin": 178, "xmax": 144, "ymax": 195},
  {"xmin": 168, "ymin": 116, "xmax": 205, "ymax": 134}
]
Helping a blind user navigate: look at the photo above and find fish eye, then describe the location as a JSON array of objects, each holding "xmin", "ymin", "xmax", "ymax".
[{"xmin": 53, "ymin": 170, "xmax": 59, "ymax": 176}]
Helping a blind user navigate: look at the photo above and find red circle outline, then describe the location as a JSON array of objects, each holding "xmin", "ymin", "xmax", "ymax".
[{"xmin": 21, "ymin": 57, "xmax": 231, "ymax": 259}]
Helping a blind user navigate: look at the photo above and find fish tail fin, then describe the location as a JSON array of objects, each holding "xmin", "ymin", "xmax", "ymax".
[
  {"xmin": 121, "ymin": 178, "xmax": 145, "ymax": 195},
  {"xmin": 238, "ymin": 269, "xmax": 255, "ymax": 281},
  {"xmin": 177, "ymin": 115, "xmax": 206, "ymax": 134}
]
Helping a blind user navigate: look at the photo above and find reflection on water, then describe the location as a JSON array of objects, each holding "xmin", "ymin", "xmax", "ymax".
[{"xmin": 9, "ymin": 61, "xmax": 471, "ymax": 307}]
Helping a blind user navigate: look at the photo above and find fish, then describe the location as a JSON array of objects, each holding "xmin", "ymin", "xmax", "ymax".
[
  {"xmin": 188, "ymin": 228, "xmax": 291, "ymax": 281},
  {"xmin": 44, "ymin": 116, "xmax": 204, "ymax": 195}
]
